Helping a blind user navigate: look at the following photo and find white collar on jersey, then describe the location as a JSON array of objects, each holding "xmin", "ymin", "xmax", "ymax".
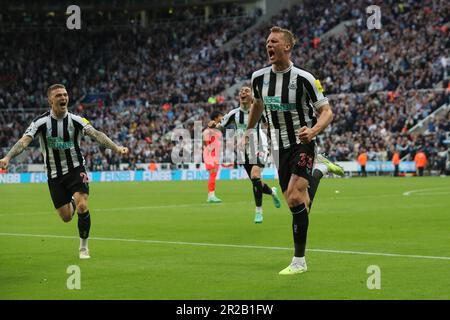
[
  {"xmin": 272, "ymin": 61, "xmax": 294, "ymax": 74},
  {"xmin": 50, "ymin": 109, "xmax": 68, "ymax": 120},
  {"xmin": 239, "ymin": 106, "xmax": 250, "ymax": 113}
]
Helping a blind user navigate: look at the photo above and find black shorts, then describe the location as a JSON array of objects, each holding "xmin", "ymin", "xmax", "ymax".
[
  {"xmin": 243, "ymin": 152, "xmax": 265, "ymax": 178},
  {"xmin": 276, "ymin": 142, "xmax": 315, "ymax": 193},
  {"xmin": 47, "ymin": 166, "xmax": 90, "ymax": 209}
]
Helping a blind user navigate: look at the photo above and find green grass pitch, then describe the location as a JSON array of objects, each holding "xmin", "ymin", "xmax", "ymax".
[{"xmin": 0, "ymin": 177, "xmax": 449, "ymax": 300}]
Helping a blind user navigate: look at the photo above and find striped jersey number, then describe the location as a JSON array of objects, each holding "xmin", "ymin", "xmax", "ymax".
[{"xmin": 298, "ymin": 153, "xmax": 313, "ymax": 169}]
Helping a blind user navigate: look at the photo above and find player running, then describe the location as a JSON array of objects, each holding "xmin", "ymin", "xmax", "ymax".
[
  {"xmin": 210, "ymin": 85, "xmax": 282, "ymax": 223},
  {"xmin": 0, "ymin": 84, "xmax": 128, "ymax": 259},
  {"xmin": 247, "ymin": 26, "xmax": 340, "ymax": 275}
]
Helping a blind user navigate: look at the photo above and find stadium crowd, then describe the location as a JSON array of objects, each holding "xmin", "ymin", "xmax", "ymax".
[
  {"xmin": 322, "ymin": 89, "xmax": 449, "ymax": 160},
  {"xmin": 1, "ymin": 0, "xmax": 449, "ymax": 174},
  {"xmin": 0, "ymin": 13, "xmax": 258, "ymax": 110}
]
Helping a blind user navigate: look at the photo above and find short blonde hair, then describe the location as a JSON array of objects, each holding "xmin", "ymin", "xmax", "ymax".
[
  {"xmin": 270, "ymin": 26, "xmax": 296, "ymax": 51},
  {"xmin": 47, "ymin": 84, "xmax": 66, "ymax": 97}
]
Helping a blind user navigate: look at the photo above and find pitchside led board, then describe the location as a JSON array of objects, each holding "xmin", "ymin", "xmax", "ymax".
[{"xmin": 0, "ymin": 161, "xmax": 416, "ymax": 184}]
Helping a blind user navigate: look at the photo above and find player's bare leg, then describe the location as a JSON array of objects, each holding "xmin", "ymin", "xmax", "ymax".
[
  {"xmin": 279, "ymin": 175, "xmax": 310, "ymax": 275},
  {"xmin": 56, "ymin": 201, "xmax": 76, "ymax": 223},
  {"xmin": 73, "ymin": 192, "xmax": 91, "ymax": 259}
]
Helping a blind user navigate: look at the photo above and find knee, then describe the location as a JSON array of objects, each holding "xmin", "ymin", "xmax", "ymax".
[
  {"xmin": 77, "ymin": 202, "xmax": 88, "ymax": 213},
  {"xmin": 286, "ymin": 194, "xmax": 303, "ymax": 208},
  {"xmin": 286, "ymin": 189, "xmax": 307, "ymax": 208},
  {"xmin": 61, "ymin": 214, "xmax": 72, "ymax": 223}
]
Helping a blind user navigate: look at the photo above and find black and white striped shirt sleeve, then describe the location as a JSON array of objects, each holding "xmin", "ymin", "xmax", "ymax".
[
  {"xmin": 302, "ymin": 72, "xmax": 329, "ymax": 110},
  {"xmin": 71, "ymin": 114, "xmax": 93, "ymax": 135},
  {"xmin": 220, "ymin": 110, "xmax": 236, "ymax": 128},
  {"xmin": 23, "ymin": 115, "xmax": 47, "ymax": 139},
  {"xmin": 23, "ymin": 121, "xmax": 39, "ymax": 139},
  {"xmin": 251, "ymin": 71, "xmax": 263, "ymax": 101}
]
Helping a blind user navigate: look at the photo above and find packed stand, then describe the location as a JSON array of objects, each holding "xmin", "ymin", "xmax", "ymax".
[
  {"xmin": 1, "ymin": 0, "xmax": 449, "ymax": 174},
  {"xmin": 319, "ymin": 89, "xmax": 449, "ymax": 170},
  {"xmin": 0, "ymin": 13, "xmax": 258, "ymax": 111}
]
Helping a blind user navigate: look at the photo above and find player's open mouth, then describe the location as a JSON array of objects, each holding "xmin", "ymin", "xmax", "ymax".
[
  {"xmin": 241, "ymin": 95, "xmax": 250, "ymax": 102},
  {"xmin": 268, "ymin": 50, "xmax": 275, "ymax": 60},
  {"xmin": 59, "ymin": 102, "xmax": 67, "ymax": 107}
]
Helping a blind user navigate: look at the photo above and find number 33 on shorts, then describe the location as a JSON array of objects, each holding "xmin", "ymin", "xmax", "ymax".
[
  {"xmin": 80, "ymin": 172, "xmax": 89, "ymax": 184},
  {"xmin": 298, "ymin": 152, "xmax": 313, "ymax": 172}
]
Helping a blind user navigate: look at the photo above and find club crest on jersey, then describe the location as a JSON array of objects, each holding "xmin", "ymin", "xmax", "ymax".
[
  {"xmin": 288, "ymin": 80, "xmax": 297, "ymax": 90},
  {"xmin": 263, "ymin": 80, "xmax": 270, "ymax": 87}
]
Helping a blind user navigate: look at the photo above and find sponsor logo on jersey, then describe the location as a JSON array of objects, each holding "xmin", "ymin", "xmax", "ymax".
[
  {"xmin": 263, "ymin": 96, "xmax": 297, "ymax": 111},
  {"xmin": 47, "ymin": 136, "xmax": 74, "ymax": 150}
]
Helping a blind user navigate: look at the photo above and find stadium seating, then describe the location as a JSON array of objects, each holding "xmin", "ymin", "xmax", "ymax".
[{"xmin": 1, "ymin": 0, "xmax": 449, "ymax": 173}]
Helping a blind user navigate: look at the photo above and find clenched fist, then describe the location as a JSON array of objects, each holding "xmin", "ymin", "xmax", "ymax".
[{"xmin": 116, "ymin": 147, "xmax": 129, "ymax": 155}]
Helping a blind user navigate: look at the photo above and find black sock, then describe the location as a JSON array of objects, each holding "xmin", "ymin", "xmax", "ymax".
[
  {"xmin": 308, "ymin": 169, "xmax": 323, "ymax": 210},
  {"xmin": 251, "ymin": 178, "xmax": 263, "ymax": 207},
  {"xmin": 262, "ymin": 183, "xmax": 273, "ymax": 195},
  {"xmin": 290, "ymin": 204, "xmax": 309, "ymax": 257},
  {"xmin": 78, "ymin": 211, "xmax": 91, "ymax": 239}
]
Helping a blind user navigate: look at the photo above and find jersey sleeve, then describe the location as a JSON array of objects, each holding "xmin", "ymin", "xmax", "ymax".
[
  {"xmin": 72, "ymin": 114, "xmax": 93, "ymax": 135},
  {"xmin": 23, "ymin": 121, "xmax": 39, "ymax": 139},
  {"xmin": 302, "ymin": 72, "xmax": 329, "ymax": 110},
  {"xmin": 251, "ymin": 71, "xmax": 263, "ymax": 101},
  {"xmin": 220, "ymin": 110, "xmax": 235, "ymax": 128}
]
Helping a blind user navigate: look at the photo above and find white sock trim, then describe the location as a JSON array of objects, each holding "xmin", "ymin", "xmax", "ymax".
[
  {"xmin": 80, "ymin": 238, "xmax": 88, "ymax": 249},
  {"xmin": 292, "ymin": 207, "xmax": 307, "ymax": 214},
  {"xmin": 292, "ymin": 256, "xmax": 305, "ymax": 265}
]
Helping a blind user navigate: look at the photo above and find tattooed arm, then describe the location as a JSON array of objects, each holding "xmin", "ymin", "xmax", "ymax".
[
  {"xmin": 0, "ymin": 135, "xmax": 33, "ymax": 169},
  {"xmin": 84, "ymin": 126, "xmax": 128, "ymax": 155}
]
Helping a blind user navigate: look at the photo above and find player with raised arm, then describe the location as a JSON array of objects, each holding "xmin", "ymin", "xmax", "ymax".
[
  {"xmin": 0, "ymin": 84, "xmax": 128, "ymax": 259},
  {"xmin": 247, "ymin": 26, "xmax": 337, "ymax": 275},
  {"xmin": 211, "ymin": 85, "xmax": 281, "ymax": 223}
]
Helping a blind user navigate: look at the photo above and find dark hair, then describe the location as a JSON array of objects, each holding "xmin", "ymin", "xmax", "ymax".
[
  {"xmin": 210, "ymin": 110, "xmax": 223, "ymax": 121},
  {"xmin": 47, "ymin": 84, "xmax": 66, "ymax": 97}
]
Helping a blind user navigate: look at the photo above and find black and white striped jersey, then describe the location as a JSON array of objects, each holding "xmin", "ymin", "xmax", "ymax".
[
  {"xmin": 24, "ymin": 111, "xmax": 92, "ymax": 179},
  {"xmin": 251, "ymin": 62, "xmax": 329, "ymax": 150},
  {"xmin": 220, "ymin": 106, "xmax": 269, "ymax": 163},
  {"xmin": 220, "ymin": 106, "xmax": 269, "ymax": 148}
]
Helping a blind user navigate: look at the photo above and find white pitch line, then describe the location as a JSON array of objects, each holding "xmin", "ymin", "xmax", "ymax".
[
  {"xmin": 403, "ymin": 187, "xmax": 450, "ymax": 196},
  {"xmin": 2, "ymin": 188, "xmax": 450, "ymax": 217},
  {"xmin": 0, "ymin": 232, "xmax": 449, "ymax": 261}
]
